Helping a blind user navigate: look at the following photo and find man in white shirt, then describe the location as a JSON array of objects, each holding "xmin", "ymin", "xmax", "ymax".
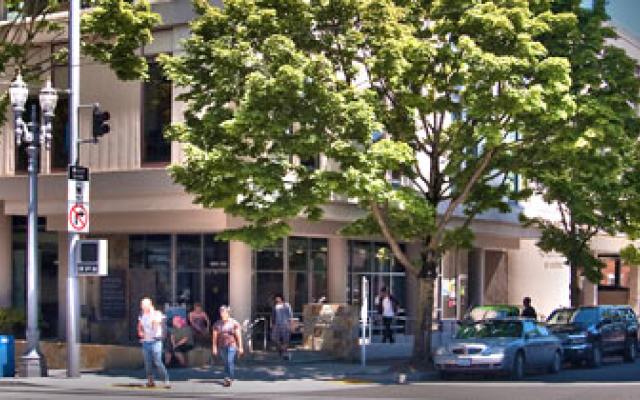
[{"xmin": 376, "ymin": 287, "xmax": 399, "ymax": 344}]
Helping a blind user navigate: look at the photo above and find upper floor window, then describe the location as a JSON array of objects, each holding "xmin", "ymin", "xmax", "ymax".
[
  {"xmin": 142, "ymin": 60, "xmax": 172, "ymax": 164},
  {"xmin": 51, "ymin": 43, "xmax": 69, "ymax": 170}
]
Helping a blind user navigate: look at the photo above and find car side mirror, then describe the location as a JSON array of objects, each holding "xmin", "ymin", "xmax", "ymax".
[{"xmin": 524, "ymin": 333, "xmax": 531, "ymax": 340}]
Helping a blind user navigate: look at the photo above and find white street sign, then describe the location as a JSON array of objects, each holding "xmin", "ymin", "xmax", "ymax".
[{"xmin": 68, "ymin": 179, "xmax": 89, "ymax": 204}]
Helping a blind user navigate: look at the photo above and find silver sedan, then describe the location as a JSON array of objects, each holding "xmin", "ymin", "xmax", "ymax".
[{"xmin": 434, "ymin": 318, "xmax": 563, "ymax": 380}]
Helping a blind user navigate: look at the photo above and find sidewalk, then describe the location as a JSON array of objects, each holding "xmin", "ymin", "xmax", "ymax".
[{"xmin": 0, "ymin": 351, "xmax": 437, "ymax": 397}]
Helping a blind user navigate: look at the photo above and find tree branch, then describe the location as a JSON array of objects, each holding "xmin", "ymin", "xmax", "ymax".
[
  {"xmin": 370, "ymin": 201, "xmax": 419, "ymax": 277},
  {"xmin": 433, "ymin": 147, "xmax": 496, "ymax": 244}
]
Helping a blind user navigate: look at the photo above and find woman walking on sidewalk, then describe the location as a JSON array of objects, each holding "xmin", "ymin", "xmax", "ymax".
[
  {"xmin": 212, "ymin": 305, "xmax": 244, "ymax": 387},
  {"xmin": 137, "ymin": 297, "xmax": 170, "ymax": 388}
]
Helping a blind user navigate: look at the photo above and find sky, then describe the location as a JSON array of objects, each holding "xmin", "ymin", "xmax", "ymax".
[{"xmin": 582, "ymin": 0, "xmax": 640, "ymax": 38}]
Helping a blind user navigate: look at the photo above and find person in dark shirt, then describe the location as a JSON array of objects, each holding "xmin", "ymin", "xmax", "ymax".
[
  {"xmin": 521, "ymin": 297, "xmax": 537, "ymax": 320},
  {"xmin": 165, "ymin": 316, "xmax": 194, "ymax": 367}
]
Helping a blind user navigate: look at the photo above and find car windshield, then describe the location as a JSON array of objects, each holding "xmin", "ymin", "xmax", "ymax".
[
  {"xmin": 469, "ymin": 307, "xmax": 517, "ymax": 321},
  {"xmin": 571, "ymin": 308, "xmax": 599, "ymax": 325},
  {"xmin": 456, "ymin": 321, "xmax": 522, "ymax": 339},
  {"xmin": 547, "ymin": 309, "xmax": 575, "ymax": 325}
]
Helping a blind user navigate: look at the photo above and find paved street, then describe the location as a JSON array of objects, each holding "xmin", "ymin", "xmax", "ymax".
[{"xmin": 1, "ymin": 356, "xmax": 639, "ymax": 399}]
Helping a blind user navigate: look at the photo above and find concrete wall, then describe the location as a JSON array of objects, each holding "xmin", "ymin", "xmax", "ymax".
[{"xmin": 508, "ymin": 239, "xmax": 570, "ymax": 319}]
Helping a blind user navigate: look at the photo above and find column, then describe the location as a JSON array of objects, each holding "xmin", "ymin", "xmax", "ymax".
[
  {"xmin": 229, "ymin": 241, "xmax": 252, "ymax": 324},
  {"xmin": 0, "ymin": 205, "xmax": 12, "ymax": 307},
  {"xmin": 327, "ymin": 237, "xmax": 348, "ymax": 303},
  {"xmin": 582, "ymin": 278, "xmax": 598, "ymax": 306}
]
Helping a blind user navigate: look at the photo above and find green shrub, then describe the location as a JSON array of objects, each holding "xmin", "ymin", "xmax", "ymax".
[{"xmin": 0, "ymin": 308, "xmax": 26, "ymax": 336}]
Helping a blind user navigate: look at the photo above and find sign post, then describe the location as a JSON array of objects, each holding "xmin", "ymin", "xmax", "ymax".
[
  {"xmin": 360, "ymin": 276, "xmax": 369, "ymax": 368},
  {"xmin": 67, "ymin": 166, "xmax": 89, "ymax": 234}
]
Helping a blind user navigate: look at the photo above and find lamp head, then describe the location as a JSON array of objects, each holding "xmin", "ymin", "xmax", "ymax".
[
  {"xmin": 39, "ymin": 80, "xmax": 58, "ymax": 118},
  {"xmin": 9, "ymin": 73, "xmax": 28, "ymax": 113}
]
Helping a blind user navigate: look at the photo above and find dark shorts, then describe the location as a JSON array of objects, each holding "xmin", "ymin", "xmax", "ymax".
[{"xmin": 174, "ymin": 344, "xmax": 194, "ymax": 353}]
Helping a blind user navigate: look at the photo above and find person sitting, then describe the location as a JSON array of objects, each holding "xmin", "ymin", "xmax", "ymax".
[
  {"xmin": 165, "ymin": 316, "xmax": 194, "ymax": 367},
  {"xmin": 188, "ymin": 302, "xmax": 211, "ymax": 346}
]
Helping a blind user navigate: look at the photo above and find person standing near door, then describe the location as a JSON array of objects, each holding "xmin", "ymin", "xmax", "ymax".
[
  {"xmin": 212, "ymin": 305, "xmax": 243, "ymax": 387},
  {"xmin": 189, "ymin": 302, "xmax": 211, "ymax": 346},
  {"xmin": 521, "ymin": 297, "xmax": 538, "ymax": 320},
  {"xmin": 137, "ymin": 297, "xmax": 170, "ymax": 388},
  {"xmin": 272, "ymin": 294, "xmax": 293, "ymax": 360},
  {"xmin": 376, "ymin": 287, "xmax": 399, "ymax": 343}
]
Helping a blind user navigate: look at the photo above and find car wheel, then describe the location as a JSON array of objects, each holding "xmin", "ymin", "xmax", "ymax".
[
  {"xmin": 510, "ymin": 352, "xmax": 525, "ymax": 380},
  {"xmin": 623, "ymin": 339, "xmax": 637, "ymax": 363},
  {"xmin": 548, "ymin": 351, "xmax": 562, "ymax": 374},
  {"xmin": 588, "ymin": 344, "xmax": 602, "ymax": 368}
]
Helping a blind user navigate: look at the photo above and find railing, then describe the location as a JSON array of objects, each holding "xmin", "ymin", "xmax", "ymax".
[{"xmin": 243, "ymin": 317, "xmax": 267, "ymax": 353}]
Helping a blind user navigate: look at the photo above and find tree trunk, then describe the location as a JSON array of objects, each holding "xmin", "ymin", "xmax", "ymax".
[
  {"xmin": 570, "ymin": 262, "xmax": 581, "ymax": 308},
  {"xmin": 412, "ymin": 276, "xmax": 435, "ymax": 362},
  {"xmin": 412, "ymin": 249, "xmax": 439, "ymax": 362}
]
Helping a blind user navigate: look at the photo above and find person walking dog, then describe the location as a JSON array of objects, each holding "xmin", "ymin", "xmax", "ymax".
[
  {"xmin": 137, "ymin": 297, "xmax": 170, "ymax": 388},
  {"xmin": 212, "ymin": 305, "xmax": 243, "ymax": 387}
]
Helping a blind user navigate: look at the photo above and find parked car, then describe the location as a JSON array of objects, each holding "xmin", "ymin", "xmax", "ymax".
[
  {"xmin": 465, "ymin": 305, "xmax": 521, "ymax": 321},
  {"xmin": 546, "ymin": 305, "xmax": 638, "ymax": 367},
  {"xmin": 434, "ymin": 318, "xmax": 562, "ymax": 380}
]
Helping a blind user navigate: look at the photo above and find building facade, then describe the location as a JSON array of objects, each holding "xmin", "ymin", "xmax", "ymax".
[{"xmin": 0, "ymin": 1, "xmax": 638, "ymax": 345}]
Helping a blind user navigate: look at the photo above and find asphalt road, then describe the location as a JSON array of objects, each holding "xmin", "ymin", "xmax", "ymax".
[{"xmin": 1, "ymin": 357, "xmax": 640, "ymax": 400}]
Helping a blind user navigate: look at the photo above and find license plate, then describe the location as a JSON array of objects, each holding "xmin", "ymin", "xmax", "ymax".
[{"xmin": 456, "ymin": 358, "xmax": 472, "ymax": 367}]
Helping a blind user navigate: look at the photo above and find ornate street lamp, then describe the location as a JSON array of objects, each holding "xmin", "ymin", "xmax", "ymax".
[{"xmin": 9, "ymin": 73, "xmax": 57, "ymax": 377}]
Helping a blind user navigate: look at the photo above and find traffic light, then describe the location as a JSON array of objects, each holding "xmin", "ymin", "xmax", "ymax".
[{"xmin": 92, "ymin": 104, "xmax": 110, "ymax": 140}]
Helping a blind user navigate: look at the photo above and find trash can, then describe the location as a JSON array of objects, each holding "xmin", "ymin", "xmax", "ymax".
[{"xmin": 0, "ymin": 335, "xmax": 15, "ymax": 377}]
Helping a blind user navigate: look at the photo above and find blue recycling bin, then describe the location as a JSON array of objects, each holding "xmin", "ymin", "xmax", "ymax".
[{"xmin": 0, "ymin": 336, "xmax": 15, "ymax": 377}]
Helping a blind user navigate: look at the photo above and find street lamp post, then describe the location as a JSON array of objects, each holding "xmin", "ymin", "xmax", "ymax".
[{"xmin": 9, "ymin": 74, "xmax": 58, "ymax": 378}]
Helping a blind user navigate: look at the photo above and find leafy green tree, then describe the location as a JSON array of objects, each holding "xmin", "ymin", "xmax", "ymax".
[
  {"xmin": 162, "ymin": 0, "xmax": 575, "ymax": 360},
  {"xmin": 521, "ymin": 0, "xmax": 640, "ymax": 307},
  {"xmin": 0, "ymin": 0, "xmax": 160, "ymax": 124}
]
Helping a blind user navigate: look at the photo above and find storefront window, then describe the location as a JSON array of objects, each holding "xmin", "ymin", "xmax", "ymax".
[
  {"xmin": 204, "ymin": 234, "xmax": 229, "ymax": 318},
  {"xmin": 311, "ymin": 239, "xmax": 328, "ymax": 304},
  {"xmin": 289, "ymin": 237, "xmax": 309, "ymax": 313},
  {"xmin": 204, "ymin": 234, "xmax": 229, "ymax": 269},
  {"xmin": 11, "ymin": 217, "xmax": 58, "ymax": 339},
  {"xmin": 348, "ymin": 241, "xmax": 406, "ymax": 313},
  {"xmin": 129, "ymin": 234, "xmax": 172, "ymax": 306},
  {"xmin": 254, "ymin": 237, "xmax": 328, "ymax": 318},
  {"xmin": 130, "ymin": 234, "xmax": 229, "ymax": 317},
  {"xmin": 177, "ymin": 234, "xmax": 201, "ymax": 304},
  {"xmin": 254, "ymin": 241, "xmax": 284, "ymax": 316}
]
